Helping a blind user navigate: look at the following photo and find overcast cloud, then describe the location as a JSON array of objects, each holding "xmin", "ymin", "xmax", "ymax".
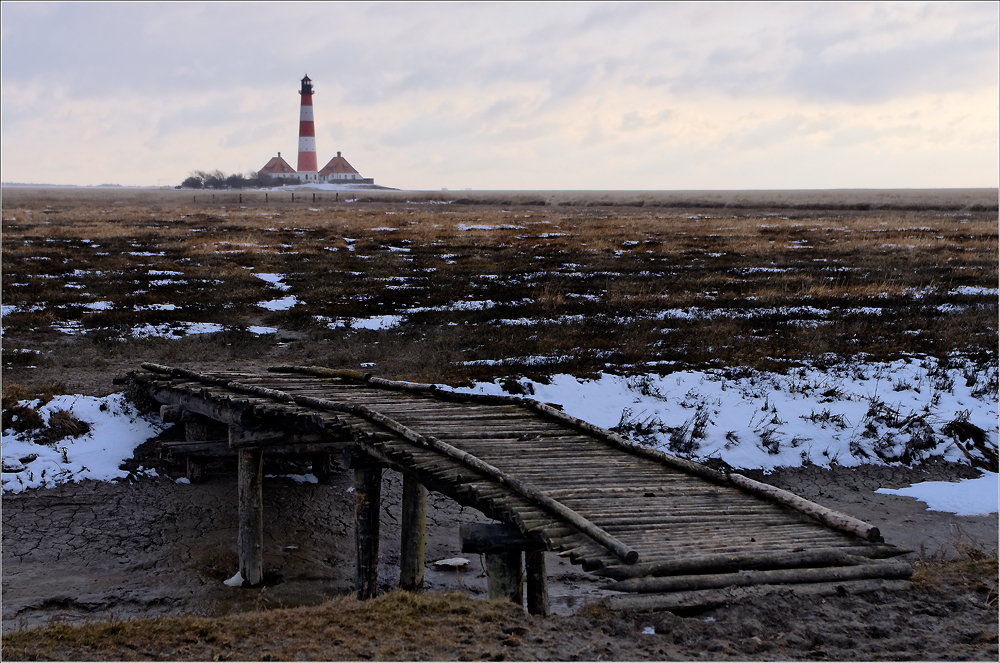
[{"xmin": 2, "ymin": 2, "xmax": 996, "ymax": 189}]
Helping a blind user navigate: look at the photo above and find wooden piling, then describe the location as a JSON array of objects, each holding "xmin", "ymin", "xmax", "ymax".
[
  {"xmin": 399, "ymin": 474, "xmax": 427, "ymax": 591},
  {"xmin": 186, "ymin": 457, "xmax": 205, "ymax": 483},
  {"xmin": 354, "ymin": 466, "xmax": 382, "ymax": 599},
  {"xmin": 237, "ymin": 448, "xmax": 264, "ymax": 586},
  {"xmin": 525, "ymin": 550, "xmax": 549, "ymax": 615},
  {"xmin": 486, "ymin": 552, "xmax": 523, "ymax": 605},
  {"xmin": 312, "ymin": 454, "xmax": 332, "ymax": 483},
  {"xmin": 186, "ymin": 418, "xmax": 226, "ymax": 443}
]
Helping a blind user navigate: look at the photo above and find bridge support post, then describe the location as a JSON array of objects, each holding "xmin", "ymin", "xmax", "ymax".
[
  {"xmin": 312, "ymin": 454, "xmax": 333, "ymax": 484},
  {"xmin": 399, "ymin": 474, "xmax": 427, "ymax": 591},
  {"xmin": 486, "ymin": 552, "xmax": 523, "ymax": 604},
  {"xmin": 186, "ymin": 457, "xmax": 205, "ymax": 483},
  {"xmin": 462, "ymin": 523, "xmax": 548, "ymax": 613},
  {"xmin": 237, "ymin": 448, "xmax": 264, "ymax": 586},
  {"xmin": 525, "ymin": 550, "xmax": 549, "ymax": 616},
  {"xmin": 183, "ymin": 415, "xmax": 227, "ymax": 483},
  {"xmin": 354, "ymin": 466, "xmax": 382, "ymax": 599}
]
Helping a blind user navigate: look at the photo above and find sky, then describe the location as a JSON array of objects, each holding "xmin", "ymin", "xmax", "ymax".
[{"xmin": 2, "ymin": 2, "xmax": 997, "ymax": 190}]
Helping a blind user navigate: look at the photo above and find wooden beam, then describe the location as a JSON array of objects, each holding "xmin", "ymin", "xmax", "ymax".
[
  {"xmin": 149, "ymin": 387, "xmax": 250, "ymax": 426},
  {"xmin": 593, "ymin": 545, "xmax": 908, "ymax": 580},
  {"xmin": 159, "ymin": 405, "xmax": 183, "ymax": 423},
  {"xmin": 461, "ymin": 523, "xmax": 546, "ymax": 554},
  {"xmin": 727, "ymin": 473, "xmax": 883, "ymax": 542},
  {"xmin": 603, "ymin": 579, "xmax": 912, "ymax": 612},
  {"xmin": 399, "ymin": 474, "xmax": 427, "ymax": 591},
  {"xmin": 613, "ymin": 561, "xmax": 913, "ymax": 593},
  {"xmin": 227, "ymin": 424, "xmax": 331, "ymax": 449},
  {"xmin": 354, "ymin": 466, "xmax": 382, "ymax": 599},
  {"xmin": 237, "ymin": 448, "xmax": 264, "ymax": 586}
]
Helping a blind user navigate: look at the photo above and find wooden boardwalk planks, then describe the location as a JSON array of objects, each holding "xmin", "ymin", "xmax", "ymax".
[{"xmin": 127, "ymin": 363, "xmax": 912, "ymax": 606}]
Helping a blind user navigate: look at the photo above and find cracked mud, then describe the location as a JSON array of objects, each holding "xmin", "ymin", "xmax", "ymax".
[{"xmin": 2, "ymin": 452, "xmax": 997, "ymax": 644}]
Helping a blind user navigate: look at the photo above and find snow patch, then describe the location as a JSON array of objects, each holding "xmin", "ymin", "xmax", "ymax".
[
  {"xmin": 876, "ymin": 473, "xmax": 999, "ymax": 516},
  {"xmin": 2, "ymin": 394, "xmax": 166, "ymax": 493}
]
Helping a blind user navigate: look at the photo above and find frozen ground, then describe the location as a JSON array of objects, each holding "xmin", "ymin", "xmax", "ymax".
[
  {"xmin": 459, "ymin": 356, "xmax": 997, "ymax": 502},
  {"xmin": 1, "ymin": 394, "xmax": 164, "ymax": 493}
]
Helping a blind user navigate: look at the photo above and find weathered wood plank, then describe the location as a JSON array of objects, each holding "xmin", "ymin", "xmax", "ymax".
[
  {"xmin": 592, "ymin": 545, "xmax": 908, "ymax": 580},
  {"xmin": 613, "ymin": 561, "xmax": 913, "ymax": 593}
]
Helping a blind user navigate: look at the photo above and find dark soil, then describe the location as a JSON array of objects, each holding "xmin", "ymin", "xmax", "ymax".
[{"xmin": 2, "ymin": 450, "xmax": 997, "ymax": 660}]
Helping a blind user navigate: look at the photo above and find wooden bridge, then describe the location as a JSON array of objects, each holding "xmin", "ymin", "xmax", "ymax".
[{"xmin": 125, "ymin": 363, "xmax": 912, "ymax": 613}]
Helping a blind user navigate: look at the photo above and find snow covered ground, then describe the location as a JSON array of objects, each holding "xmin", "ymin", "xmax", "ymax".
[
  {"xmin": 1, "ymin": 394, "xmax": 164, "ymax": 493},
  {"xmin": 3, "ymin": 357, "xmax": 997, "ymax": 515},
  {"xmin": 455, "ymin": 355, "xmax": 998, "ymax": 515}
]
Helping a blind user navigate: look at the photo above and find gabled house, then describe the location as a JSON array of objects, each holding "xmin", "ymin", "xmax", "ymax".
[
  {"xmin": 258, "ymin": 153, "xmax": 296, "ymax": 178},
  {"xmin": 319, "ymin": 152, "xmax": 365, "ymax": 181}
]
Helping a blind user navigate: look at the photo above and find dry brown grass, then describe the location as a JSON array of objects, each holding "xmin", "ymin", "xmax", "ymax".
[
  {"xmin": 2, "ymin": 559, "xmax": 997, "ymax": 662},
  {"xmin": 0, "ymin": 591, "xmax": 534, "ymax": 661},
  {"xmin": 2, "ymin": 188, "xmax": 996, "ymax": 387}
]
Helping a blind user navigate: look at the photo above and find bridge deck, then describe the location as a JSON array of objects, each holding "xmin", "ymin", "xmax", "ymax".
[{"xmin": 128, "ymin": 363, "xmax": 911, "ymax": 610}]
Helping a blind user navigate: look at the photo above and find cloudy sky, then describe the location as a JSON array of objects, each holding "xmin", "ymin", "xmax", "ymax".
[{"xmin": 2, "ymin": 2, "xmax": 997, "ymax": 190}]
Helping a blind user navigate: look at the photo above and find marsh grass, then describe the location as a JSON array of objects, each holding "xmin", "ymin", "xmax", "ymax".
[
  {"xmin": 2, "ymin": 189, "xmax": 996, "ymax": 385},
  {"xmin": 2, "ymin": 559, "xmax": 996, "ymax": 662},
  {"xmin": 0, "ymin": 591, "xmax": 529, "ymax": 662}
]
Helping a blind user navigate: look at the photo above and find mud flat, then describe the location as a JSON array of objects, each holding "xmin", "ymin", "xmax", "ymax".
[
  {"xmin": 3, "ymin": 454, "xmax": 995, "ymax": 631},
  {"xmin": 1, "ymin": 465, "xmax": 615, "ymax": 635}
]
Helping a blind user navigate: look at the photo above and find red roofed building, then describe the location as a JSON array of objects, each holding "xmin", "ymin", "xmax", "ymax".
[
  {"xmin": 257, "ymin": 152, "xmax": 297, "ymax": 179},
  {"xmin": 254, "ymin": 77, "xmax": 376, "ymax": 186},
  {"xmin": 319, "ymin": 151, "xmax": 367, "ymax": 181}
]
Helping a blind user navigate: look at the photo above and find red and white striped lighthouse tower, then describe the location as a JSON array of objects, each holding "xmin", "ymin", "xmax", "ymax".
[{"xmin": 296, "ymin": 75, "xmax": 318, "ymax": 178}]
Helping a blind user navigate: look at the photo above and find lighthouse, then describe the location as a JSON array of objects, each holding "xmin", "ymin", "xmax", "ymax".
[
  {"xmin": 296, "ymin": 75, "xmax": 318, "ymax": 180},
  {"xmin": 257, "ymin": 76, "xmax": 375, "ymax": 185}
]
